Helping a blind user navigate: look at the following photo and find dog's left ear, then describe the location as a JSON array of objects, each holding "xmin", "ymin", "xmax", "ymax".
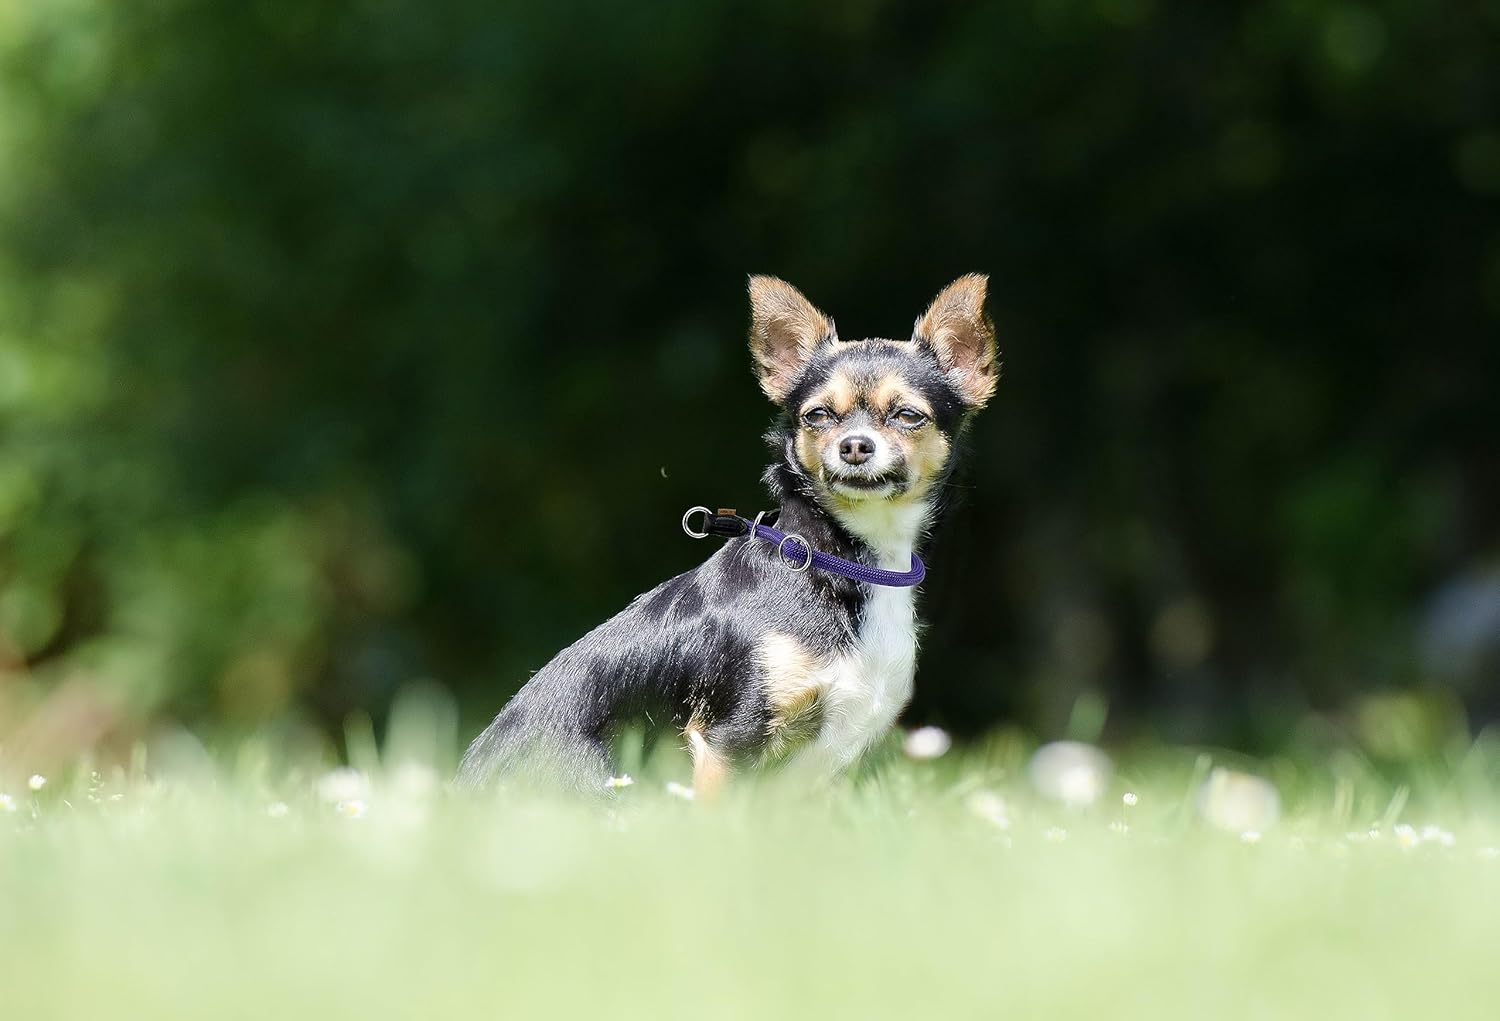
[
  {"xmin": 748, "ymin": 276, "xmax": 837, "ymax": 402},
  {"xmin": 912, "ymin": 274, "xmax": 999, "ymax": 408}
]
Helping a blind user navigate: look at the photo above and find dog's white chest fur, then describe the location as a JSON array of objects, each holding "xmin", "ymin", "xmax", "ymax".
[{"xmin": 791, "ymin": 501, "xmax": 927, "ymax": 777}]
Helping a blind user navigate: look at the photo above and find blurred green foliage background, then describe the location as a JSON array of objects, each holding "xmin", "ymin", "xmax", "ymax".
[{"xmin": 1, "ymin": 0, "xmax": 1497, "ymax": 766}]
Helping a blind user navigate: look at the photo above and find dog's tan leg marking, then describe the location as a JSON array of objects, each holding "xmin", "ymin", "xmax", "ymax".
[
  {"xmin": 760, "ymin": 633, "xmax": 818, "ymax": 705},
  {"xmin": 758, "ymin": 633, "xmax": 826, "ymax": 759},
  {"xmin": 686, "ymin": 725, "xmax": 728, "ymax": 801},
  {"xmin": 765, "ymin": 686, "xmax": 825, "ymax": 760}
]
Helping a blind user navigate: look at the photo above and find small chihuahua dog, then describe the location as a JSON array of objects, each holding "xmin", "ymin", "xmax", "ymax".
[{"xmin": 458, "ymin": 275, "xmax": 997, "ymax": 794}]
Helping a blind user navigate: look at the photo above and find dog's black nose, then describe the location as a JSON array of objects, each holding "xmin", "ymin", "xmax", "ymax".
[{"xmin": 839, "ymin": 435, "xmax": 876, "ymax": 465}]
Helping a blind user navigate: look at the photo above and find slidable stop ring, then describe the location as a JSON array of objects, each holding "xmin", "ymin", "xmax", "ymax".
[{"xmin": 777, "ymin": 533, "xmax": 813, "ymax": 573}]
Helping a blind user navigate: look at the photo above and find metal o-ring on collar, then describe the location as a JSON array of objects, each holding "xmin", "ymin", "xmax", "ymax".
[
  {"xmin": 777, "ymin": 533, "xmax": 813, "ymax": 573},
  {"xmin": 681, "ymin": 506, "xmax": 712, "ymax": 539},
  {"xmin": 749, "ymin": 510, "xmax": 769, "ymax": 544}
]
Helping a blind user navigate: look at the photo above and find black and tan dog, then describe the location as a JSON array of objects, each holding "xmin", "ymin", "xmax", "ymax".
[{"xmin": 458, "ymin": 275, "xmax": 997, "ymax": 794}]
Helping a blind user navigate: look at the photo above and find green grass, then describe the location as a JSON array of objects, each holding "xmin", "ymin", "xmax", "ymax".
[{"xmin": 3, "ymin": 729, "xmax": 1499, "ymax": 1020}]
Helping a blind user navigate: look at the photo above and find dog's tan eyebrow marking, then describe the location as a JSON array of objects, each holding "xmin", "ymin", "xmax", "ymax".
[
  {"xmin": 871, "ymin": 376, "xmax": 933, "ymax": 418},
  {"xmin": 802, "ymin": 370, "xmax": 859, "ymax": 418}
]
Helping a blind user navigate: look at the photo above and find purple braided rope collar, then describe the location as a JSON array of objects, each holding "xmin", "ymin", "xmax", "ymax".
[{"xmin": 682, "ymin": 507, "xmax": 926, "ymax": 588}]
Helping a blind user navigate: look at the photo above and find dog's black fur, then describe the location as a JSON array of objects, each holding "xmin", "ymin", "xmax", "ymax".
[{"xmin": 457, "ymin": 275, "xmax": 998, "ymax": 793}]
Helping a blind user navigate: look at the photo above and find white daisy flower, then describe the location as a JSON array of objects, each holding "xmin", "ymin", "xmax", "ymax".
[
  {"xmin": 965, "ymin": 790, "xmax": 1010, "ymax": 829},
  {"xmin": 902, "ymin": 726, "xmax": 952, "ymax": 760},
  {"xmin": 1420, "ymin": 824, "xmax": 1456, "ymax": 847},
  {"xmin": 317, "ymin": 767, "xmax": 371, "ymax": 804},
  {"xmin": 605, "ymin": 774, "xmax": 634, "ymax": 790},
  {"xmin": 1029, "ymin": 741, "xmax": 1112, "ymax": 807},
  {"xmin": 1196, "ymin": 768, "xmax": 1280, "ymax": 834},
  {"xmin": 334, "ymin": 799, "xmax": 367, "ymax": 819},
  {"xmin": 28, "ymin": 774, "xmax": 47, "ymax": 792},
  {"xmin": 664, "ymin": 781, "xmax": 695, "ymax": 801}
]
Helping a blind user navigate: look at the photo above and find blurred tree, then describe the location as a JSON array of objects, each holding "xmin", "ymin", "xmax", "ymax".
[{"xmin": 0, "ymin": 0, "xmax": 1496, "ymax": 752}]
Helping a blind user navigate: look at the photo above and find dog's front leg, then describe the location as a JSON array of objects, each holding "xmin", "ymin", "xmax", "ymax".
[{"xmin": 785, "ymin": 679, "xmax": 907, "ymax": 782}]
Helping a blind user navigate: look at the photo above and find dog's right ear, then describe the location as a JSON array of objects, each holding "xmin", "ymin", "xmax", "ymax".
[{"xmin": 748, "ymin": 276, "xmax": 837, "ymax": 402}]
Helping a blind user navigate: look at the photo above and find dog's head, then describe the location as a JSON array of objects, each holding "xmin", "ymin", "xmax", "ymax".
[{"xmin": 749, "ymin": 275, "xmax": 998, "ymax": 515}]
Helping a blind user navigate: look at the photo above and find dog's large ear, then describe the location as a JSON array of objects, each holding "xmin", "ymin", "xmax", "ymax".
[
  {"xmin": 748, "ymin": 276, "xmax": 837, "ymax": 402},
  {"xmin": 912, "ymin": 274, "xmax": 998, "ymax": 408}
]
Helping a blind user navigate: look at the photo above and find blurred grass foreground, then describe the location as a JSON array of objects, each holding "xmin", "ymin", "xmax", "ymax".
[{"xmin": 4, "ymin": 690, "xmax": 1500, "ymax": 1020}]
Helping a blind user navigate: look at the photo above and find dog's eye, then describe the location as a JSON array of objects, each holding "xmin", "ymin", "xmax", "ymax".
[
  {"xmin": 893, "ymin": 408, "xmax": 928, "ymax": 427},
  {"xmin": 802, "ymin": 407, "xmax": 834, "ymax": 426}
]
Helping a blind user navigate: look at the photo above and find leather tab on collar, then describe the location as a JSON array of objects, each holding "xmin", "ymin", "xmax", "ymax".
[{"xmin": 705, "ymin": 508, "xmax": 779, "ymax": 539}]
